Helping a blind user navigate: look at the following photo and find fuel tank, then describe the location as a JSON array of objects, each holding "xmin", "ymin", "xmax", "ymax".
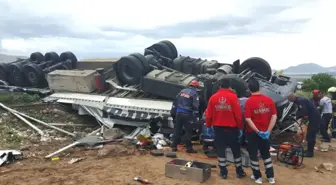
[{"xmin": 140, "ymin": 69, "xmax": 198, "ymax": 99}]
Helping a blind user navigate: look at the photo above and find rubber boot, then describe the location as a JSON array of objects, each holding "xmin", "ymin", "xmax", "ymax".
[
  {"xmin": 219, "ymin": 167, "xmax": 228, "ymax": 179},
  {"xmin": 236, "ymin": 166, "xmax": 247, "ymax": 178},
  {"xmin": 186, "ymin": 148, "xmax": 197, "ymax": 153},
  {"xmin": 304, "ymin": 142, "xmax": 315, "ymax": 158}
]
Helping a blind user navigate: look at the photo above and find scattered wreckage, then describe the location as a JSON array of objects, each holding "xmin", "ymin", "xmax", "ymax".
[{"xmin": 0, "ymin": 40, "xmax": 306, "ymax": 171}]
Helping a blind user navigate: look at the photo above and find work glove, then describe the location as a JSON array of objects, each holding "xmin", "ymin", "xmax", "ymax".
[
  {"xmin": 257, "ymin": 131, "xmax": 265, "ymax": 138},
  {"xmin": 262, "ymin": 131, "xmax": 271, "ymax": 140},
  {"xmin": 238, "ymin": 130, "xmax": 243, "ymax": 138}
]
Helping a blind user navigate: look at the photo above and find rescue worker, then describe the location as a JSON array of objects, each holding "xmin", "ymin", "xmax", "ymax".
[
  {"xmin": 244, "ymin": 78, "xmax": 277, "ymax": 184},
  {"xmin": 311, "ymin": 89, "xmax": 321, "ymax": 108},
  {"xmin": 206, "ymin": 78, "xmax": 246, "ymax": 179},
  {"xmin": 171, "ymin": 80, "xmax": 200, "ymax": 153},
  {"xmin": 319, "ymin": 91, "xmax": 332, "ymax": 142},
  {"xmin": 287, "ymin": 93, "xmax": 320, "ymax": 157}
]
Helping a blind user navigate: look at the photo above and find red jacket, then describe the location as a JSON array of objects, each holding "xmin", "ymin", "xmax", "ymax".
[
  {"xmin": 244, "ymin": 94, "xmax": 277, "ymax": 132},
  {"xmin": 206, "ymin": 89, "xmax": 243, "ymax": 129}
]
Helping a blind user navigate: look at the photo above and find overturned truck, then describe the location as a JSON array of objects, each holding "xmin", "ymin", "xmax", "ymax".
[
  {"xmin": 46, "ymin": 40, "xmax": 298, "ymax": 137},
  {"xmin": 112, "ymin": 41, "xmax": 298, "ymax": 129}
]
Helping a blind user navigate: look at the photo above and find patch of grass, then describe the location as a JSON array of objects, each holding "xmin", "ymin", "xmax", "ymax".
[
  {"xmin": 0, "ymin": 126, "xmax": 24, "ymax": 149},
  {"xmin": 0, "ymin": 93, "xmax": 40, "ymax": 105}
]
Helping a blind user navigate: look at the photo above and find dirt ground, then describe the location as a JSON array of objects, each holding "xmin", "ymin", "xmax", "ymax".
[{"xmin": 0, "ymin": 102, "xmax": 336, "ymax": 185}]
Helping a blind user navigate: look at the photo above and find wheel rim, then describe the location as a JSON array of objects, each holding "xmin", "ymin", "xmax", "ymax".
[{"xmin": 28, "ymin": 71, "xmax": 37, "ymax": 84}]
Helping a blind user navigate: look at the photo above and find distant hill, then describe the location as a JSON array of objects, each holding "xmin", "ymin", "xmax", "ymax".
[
  {"xmin": 283, "ymin": 63, "xmax": 336, "ymax": 74},
  {"xmin": 0, "ymin": 54, "xmax": 28, "ymax": 63}
]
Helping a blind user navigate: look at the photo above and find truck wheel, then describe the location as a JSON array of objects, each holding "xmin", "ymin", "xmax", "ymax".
[
  {"xmin": 145, "ymin": 42, "xmax": 175, "ymax": 64},
  {"xmin": 0, "ymin": 63, "xmax": 9, "ymax": 81},
  {"xmin": 45, "ymin": 52, "xmax": 61, "ymax": 65},
  {"xmin": 117, "ymin": 56, "xmax": 144, "ymax": 85},
  {"xmin": 23, "ymin": 64, "xmax": 44, "ymax": 87},
  {"xmin": 213, "ymin": 74, "xmax": 248, "ymax": 98},
  {"xmin": 239, "ymin": 57, "xmax": 272, "ymax": 81},
  {"xmin": 7, "ymin": 63, "xmax": 26, "ymax": 86},
  {"xmin": 30, "ymin": 52, "xmax": 44, "ymax": 63},
  {"xmin": 129, "ymin": 53, "xmax": 151, "ymax": 74},
  {"xmin": 160, "ymin": 40, "xmax": 178, "ymax": 59},
  {"xmin": 60, "ymin": 52, "xmax": 78, "ymax": 69}
]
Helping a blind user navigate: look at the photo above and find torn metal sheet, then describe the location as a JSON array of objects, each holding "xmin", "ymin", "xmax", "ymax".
[
  {"xmin": 43, "ymin": 93, "xmax": 174, "ymax": 128},
  {"xmin": 0, "ymin": 150, "xmax": 22, "ymax": 166}
]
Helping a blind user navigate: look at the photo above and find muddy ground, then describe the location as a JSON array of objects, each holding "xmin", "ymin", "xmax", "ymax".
[{"xmin": 0, "ymin": 98, "xmax": 336, "ymax": 185}]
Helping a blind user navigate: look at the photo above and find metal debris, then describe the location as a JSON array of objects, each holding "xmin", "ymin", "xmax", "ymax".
[
  {"xmin": 0, "ymin": 103, "xmax": 75, "ymax": 137},
  {"xmin": 0, "ymin": 103, "xmax": 45, "ymax": 137},
  {"xmin": 315, "ymin": 163, "xmax": 334, "ymax": 173},
  {"xmin": 68, "ymin": 157, "xmax": 85, "ymax": 164},
  {"xmin": 0, "ymin": 150, "xmax": 22, "ymax": 166}
]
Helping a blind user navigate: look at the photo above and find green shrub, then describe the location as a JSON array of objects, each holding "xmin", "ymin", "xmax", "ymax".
[
  {"xmin": 0, "ymin": 93, "xmax": 40, "ymax": 104},
  {"xmin": 302, "ymin": 73, "xmax": 336, "ymax": 92}
]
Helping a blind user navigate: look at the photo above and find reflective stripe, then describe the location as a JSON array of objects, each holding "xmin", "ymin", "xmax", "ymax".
[
  {"xmin": 250, "ymin": 160, "xmax": 259, "ymax": 165},
  {"xmin": 219, "ymin": 162, "xmax": 226, "ymax": 167},
  {"xmin": 264, "ymin": 158, "xmax": 272, "ymax": 163},
  {"xmin": 218, "ymin": 157, "xmax": 226, "ymax": 162},
  {"xmin": 235, "ymin": 163, "xmax": 242, "ymax": 167},
  {"xmin": 251, "ymin": 165, "xmax": 260, "ymax": 170},
  {"xmin": 234, "ymin": 157, "xmax": 242, "ymax": 162},
  {"xmin": 265, "ymin": 163, "xmax": 273, "ymax": 169}
]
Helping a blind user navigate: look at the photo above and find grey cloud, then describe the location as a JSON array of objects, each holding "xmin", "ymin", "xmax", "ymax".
[
  {"xmin": 102, "ymin": 4, "xmax": 311, "ymax": 39},
  {"xmin": 0, "ymin": 1, "xmax": 132, "ymax": 40}
]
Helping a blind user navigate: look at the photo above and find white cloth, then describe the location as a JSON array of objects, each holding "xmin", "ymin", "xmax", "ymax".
[{"xmin": 320, "ymin": 96, "xmax": 333, "ymax": 114}]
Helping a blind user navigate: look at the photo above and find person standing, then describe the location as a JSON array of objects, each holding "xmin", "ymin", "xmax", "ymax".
[
  {"xmin": 244, "ymin": 78, "xmax": 277, "ymax": 184},
  {"xmin": 171, "ymin": 80, "xmax": 200, "ymax": 153},
  {"xmin": 206, "ymin": 78, "xmax": 246, "ymax": 179},
  {"xmin": 287, "ymin": 93, "xmax": 321, "ymax": 157},
  {"xmin": 319, "ymin": 91, "xmax": 332, "ymax": 142}
]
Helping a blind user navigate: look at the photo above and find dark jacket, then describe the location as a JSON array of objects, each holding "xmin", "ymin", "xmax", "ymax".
[
  {"xmin": 175, "ymin": 87, "xmax": 199, "ymax": 115},
  {"xmin": 295, "ymin": 96, "xmax": 321, "ymax": 128},
  {"xmin": 170, "ymin": 100, "xmax": 177, "ymax": 117}
]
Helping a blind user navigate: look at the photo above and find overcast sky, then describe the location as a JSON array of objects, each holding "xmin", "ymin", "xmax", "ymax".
[{"xmin": 0, "ymin": 0, "xmax": 334, "ymax": 69}]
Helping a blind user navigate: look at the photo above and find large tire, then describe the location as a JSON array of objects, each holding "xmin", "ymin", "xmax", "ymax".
[
  {"xmin": 7, "ymin": 63, "xmax": 26, "ymax": 86},
  {"xmin": 129, "ymin": 53, "xmax": 151, "ymax": 74},
  {"xmin": 212, "ymin": 74, "xmax": 248, "ymax": 98},
  {"xmin": 44, "ymin": 51, "xmax": 60, "ymax": 65},
  {"xmin": 29, "ymin": 52, "xmax": 44, "ymax": 64},
  {"xmin": 60, "ymin": 52, "xmax": 77, "ymax": 69},
  {"xmin": 0, "ymin": 63, "xmax": 9, "ymax": 81},
  {"xmin": 239, "ymin": 57, "xmax": 272, "ymax": 81},
  {"xmin": 145, "ymin": 42, "xmax": 175, "ymax": 65},
  {"xmin": 117, "ymin": 56, "xmax": 145, "ymax": 85},
  {"xmin": 23, "ymin": 63, "xmax": 44, "ymax": 87},
  {"xmin": 160, "ymin": 40, "xmax": 178, "ymax": 59}
]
